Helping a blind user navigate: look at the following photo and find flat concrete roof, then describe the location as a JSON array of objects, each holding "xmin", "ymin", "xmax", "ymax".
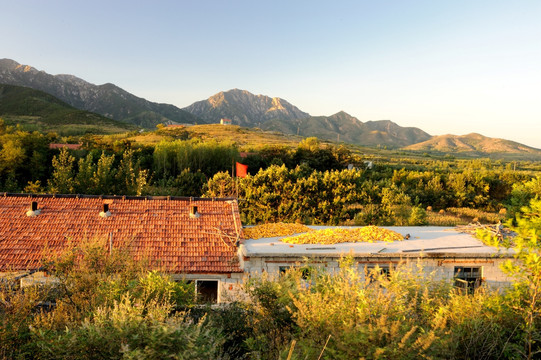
[{"xmin": 240, "ymin": 226, "xmax": 515, "ymax": 258}]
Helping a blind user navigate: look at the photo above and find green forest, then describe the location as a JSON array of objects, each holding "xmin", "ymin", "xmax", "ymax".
[{"xmin": 1, "ymin": 121, "xmax": 541, "ymax": 226}]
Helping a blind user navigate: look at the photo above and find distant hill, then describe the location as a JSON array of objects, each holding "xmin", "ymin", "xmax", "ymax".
[
  {"xmin": 183, "ymin": 88, "xmax": 310, "ymax": 126},
  {"xmin": 184, "ymin": 91, "xmax": 431, "ymax": 148},
  {"xmin": 0, "ymin": 84, "xmax": 136, "ymax": 135},
  {"xmin": 262, "ymin": 111, "xmax": 431, "ymax": 148},
  {"xmin": 403, "ymin": 133, "xmax": 541, "ymax": 156},
  {"xmin": 0, "ymin": 59, "xmax": 200, "ymax": 128}
]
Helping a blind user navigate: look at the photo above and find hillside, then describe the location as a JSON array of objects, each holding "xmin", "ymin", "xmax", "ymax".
[
  {"xmin": 124, "ymin": 124, "xmax": 307, "ymax": 149},
  {"xmin": 0, "ymin": 84, "xmax": 136, "ymax": 135},
  {"xmin": 263, "ymin": 111, "xmax": 431, "ymax": 148},
  {"xmin": 403, "ymin": 133, "xmax": 541, "ymax": 156},
  {"xmin": 2, "ymin": 59, "xmax": 538, "ymax": 157},
  {"xmin": 183, "ymin": 88, "xmax": 310, "ymax": 126},
  {"xmin": 0, "ymin": 59, "xmax": 200, "ymax": 128},
  {"xmin": 184, "ymin": 91, "xmax": 431, "ymax": 148}
]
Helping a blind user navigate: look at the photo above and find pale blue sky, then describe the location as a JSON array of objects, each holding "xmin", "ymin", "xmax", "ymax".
[{"xmin": 3, "ymin": 0, "xmax": 541, "ymax": 148}]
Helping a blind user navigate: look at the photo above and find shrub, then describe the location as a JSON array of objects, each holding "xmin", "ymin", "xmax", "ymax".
[
  {"xmin": 242, "ymin": 258, "xmax": 518, "ymax": 360},
  {"xmin": 31, "ymin": 294, "xmax": 223, "ymax": 360}
]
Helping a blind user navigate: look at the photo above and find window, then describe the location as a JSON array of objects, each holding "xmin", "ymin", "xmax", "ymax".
[
  {"xmin": 195, "ymin": 280, "xmax": 219, "ymax": 303},
  {"xmin": 364, "ymin": 264, "xmax": 391, "ymax": 283},
  {"xmin": 454, "ymin": 266, "xmax": 483, "ymax": 293},
  {"xmin": 279, "ymin": 265, "xmax": 311, "ymax": 279},
  {"xmin": 279, "ymin": 266, "xmax": 314, "ymax": 290}
]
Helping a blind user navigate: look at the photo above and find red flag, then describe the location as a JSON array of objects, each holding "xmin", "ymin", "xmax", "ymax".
[{"xmin": 236, "ymin": 162, "xmax": 248, "ymax": 178}]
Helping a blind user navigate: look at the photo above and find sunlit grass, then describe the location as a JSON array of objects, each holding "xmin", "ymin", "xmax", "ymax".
[{"xmin": 427, "ymin": 207, "xmax": 505, "ymax": 226}]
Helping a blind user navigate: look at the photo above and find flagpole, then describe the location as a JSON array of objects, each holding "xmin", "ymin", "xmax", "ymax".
[
  {"xmin": 236, "ymin": 167, "xmax": 239, "ymax": 199},
  {"xmin": 233, "ymin": 160, "xmax": 238, "ymax": 199}
]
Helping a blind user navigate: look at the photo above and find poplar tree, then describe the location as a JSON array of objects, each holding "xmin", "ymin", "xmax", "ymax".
[{"xmin": 49, "ymin": 148, "xmax": 75, "ymax": 194}]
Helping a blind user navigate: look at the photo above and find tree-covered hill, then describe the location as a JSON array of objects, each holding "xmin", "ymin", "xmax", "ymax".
[
  {"xmin": 0, "ymin": 84, "xmax": 137, "ymax": 135},
  {"xmin": 0, "ymin": 59, "xmax": 201, "ymax": 128}
]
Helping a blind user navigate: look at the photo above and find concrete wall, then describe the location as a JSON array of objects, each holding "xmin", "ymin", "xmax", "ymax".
[{"xmin": 240, "ymin": 254, "xmax": 515, "ymax": 290}]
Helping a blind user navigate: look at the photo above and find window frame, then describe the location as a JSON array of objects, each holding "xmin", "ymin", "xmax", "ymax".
[
  {"xmin": 194, "ymin": 279, "xmax": 220, "ymax": 304},
  {"xmin": 363, "ymin": 264, "xmax": 392, "ymax": 283},
  {"xmin": 454, "ymin": 266, "xmax": 483, "ymax": 293}
]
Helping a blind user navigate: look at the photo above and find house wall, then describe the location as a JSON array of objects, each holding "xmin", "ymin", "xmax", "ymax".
[
  {"xmin": 172, "ymin": 273, "xmax": 245, "ymax": 303},
  {"xmin": 240, "ymin": 254, "xmax": 515, "ymax": 290},
  {"xmin": 1, "ymin": 271, "xmax": 245, "ymax": 304},
  {"xmin": 0, "ymin": 271, "xmax": 59, "ymax": 287}
]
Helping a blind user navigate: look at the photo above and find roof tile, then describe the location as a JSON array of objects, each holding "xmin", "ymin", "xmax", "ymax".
[{"xmin": 0, "ymin": 194, "xmax": 243, "ymax": 274}]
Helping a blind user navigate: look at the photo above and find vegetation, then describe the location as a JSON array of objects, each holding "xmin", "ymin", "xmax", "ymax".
[
  {"xmin": 3, "ymin": 200, "xmax": 541, "ymax": 359},
  {"xmin": 0, "ymin": 84, "xmax": 136, "ymax": 135},
  {"xmin": 4, "ymin": 77, "xmax": 541, "ymax": 358},
  {"xmin": 0, "ymin": 123, "xmax": 540, "ymax": 226},
  {"xmin": 479, "ymin": 199, "xmax": 541, "ymax": 359}
]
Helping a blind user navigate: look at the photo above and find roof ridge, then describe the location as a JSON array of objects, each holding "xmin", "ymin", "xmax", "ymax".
[{"xmin": 0, "ymin": 192, "xmax": 238, "ymax": 202}]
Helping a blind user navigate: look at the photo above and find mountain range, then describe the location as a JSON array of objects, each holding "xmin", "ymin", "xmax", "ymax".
[
  {"xmin": 183, "ymin": 89, "xmax": 310, "ymax": 126},
  {"xmin": 0, "ymin": 59, "xmax": 198, "ymax": 128},
  {"xmin": 0, "ymin": 84, "xmax": 136, "ymax": 134},
  {"xmin": 182, "ymin": 89, "xmax": 431, "ymax": 147},
  {"xmin": 1, "ymin": 58, "xmax": 540, "ymax": 156}
]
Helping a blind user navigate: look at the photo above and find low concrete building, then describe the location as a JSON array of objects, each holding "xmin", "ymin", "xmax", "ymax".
[{"xmin": 238, "ymin": 226, "xmax": 516, "ymax": 291}]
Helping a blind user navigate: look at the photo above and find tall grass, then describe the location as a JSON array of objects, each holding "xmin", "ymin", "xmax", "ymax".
[{"xmin": 242, "ymin": 259, "xmax": 521, "ymax": 360}]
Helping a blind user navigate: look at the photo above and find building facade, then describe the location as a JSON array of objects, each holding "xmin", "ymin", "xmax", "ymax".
[
  {"xmin": 0, "ymin": 193, "xmax": 245, "ymax": 302},
  {"xmin": 0, "ymin": 195, "xmax": 516, "ymax": 302},
  {"xmin": 238, "ymin": 226, "xmax": 515, "ymax": 292}
]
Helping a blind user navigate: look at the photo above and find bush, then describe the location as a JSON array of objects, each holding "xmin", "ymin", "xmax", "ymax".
[
  {"xmin": 32, "ymin": 294, "xmax": 223, "ymax": 360},
  {"xmin": 241, "ymin": 258, "xmax": 519, "ymax": 360}
]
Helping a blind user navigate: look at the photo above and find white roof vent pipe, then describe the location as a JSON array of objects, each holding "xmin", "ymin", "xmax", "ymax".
[
  {"xmin": 189, "ymin": 205, "xmax": 201, "ymax": 219},
  {"xmin": 99, "ymin": 203, "xmax": 112, "ymax": 218},
  {"xmin": 26, "ymin": 201, "xmax": 41, "ymax": 217}
]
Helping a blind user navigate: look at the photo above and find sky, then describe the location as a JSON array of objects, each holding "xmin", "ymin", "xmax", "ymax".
[{"xmin": 2, "ymin": 0, "xmax": 541, "ymax": 148}]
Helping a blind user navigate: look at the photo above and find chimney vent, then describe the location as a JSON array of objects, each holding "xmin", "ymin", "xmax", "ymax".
[
  {"xmin": 189, "ymin": 205, "xmax": 201, "ymax": 219},
  {"xmin": 26, "ymin": 201, "xmax": 41, "ymax": 217},
  {"xmin": 99, "ymin": 203, "xmax": 112, "ymax": 218}
]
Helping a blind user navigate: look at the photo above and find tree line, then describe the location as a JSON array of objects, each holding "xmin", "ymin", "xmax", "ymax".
[{"xmin": 1, "ymin": 124, "xmax": 541, "ymax": 225}]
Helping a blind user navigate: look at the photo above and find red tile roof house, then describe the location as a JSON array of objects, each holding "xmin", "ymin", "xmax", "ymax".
[
  {"xmin": 0, "ymin": 193, "xmax": 244, "ymax": 303},
  {"xmin": 48, "ymin": 143, "xmax": 83, "ymax": 150}
]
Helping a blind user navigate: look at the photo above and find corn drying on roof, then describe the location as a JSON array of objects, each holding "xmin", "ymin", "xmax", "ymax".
[
  {"xmin": 281, "ymin": 226, "xmax": 404, "ymax": 245},
  {"xmin": 243, "ymin": 223, "xmax": 313, "ymax": 240}
]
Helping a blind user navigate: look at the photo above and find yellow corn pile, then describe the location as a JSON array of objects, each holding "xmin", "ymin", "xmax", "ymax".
[
  {"xmin": 281, "ymin": 226, "xmax": 403, "ymax": 245},
  {"xmin": 243, "ymin": 222, "xmax": 314, "ymax": 239}
]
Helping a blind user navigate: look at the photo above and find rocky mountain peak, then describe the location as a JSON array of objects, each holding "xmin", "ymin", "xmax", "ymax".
[
  {"xmin": 0, "ymin": 58, "xmax": 22, "ymax": 70},
  {"xmin": 183, "ymin": 89, "xmax": 310, "ymax": 126},
  {"xmin": 270, "ymin": 97, "xmax": 286, "ymax": 111}
]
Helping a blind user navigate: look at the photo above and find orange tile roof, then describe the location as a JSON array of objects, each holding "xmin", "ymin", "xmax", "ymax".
[
  {"xmin": 49, "ymin": 143, "xmax": 82, "ymax": 150},
  {"xmin": 0, "ymin": 194, "xmax": 243, "ymax": 274}
]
